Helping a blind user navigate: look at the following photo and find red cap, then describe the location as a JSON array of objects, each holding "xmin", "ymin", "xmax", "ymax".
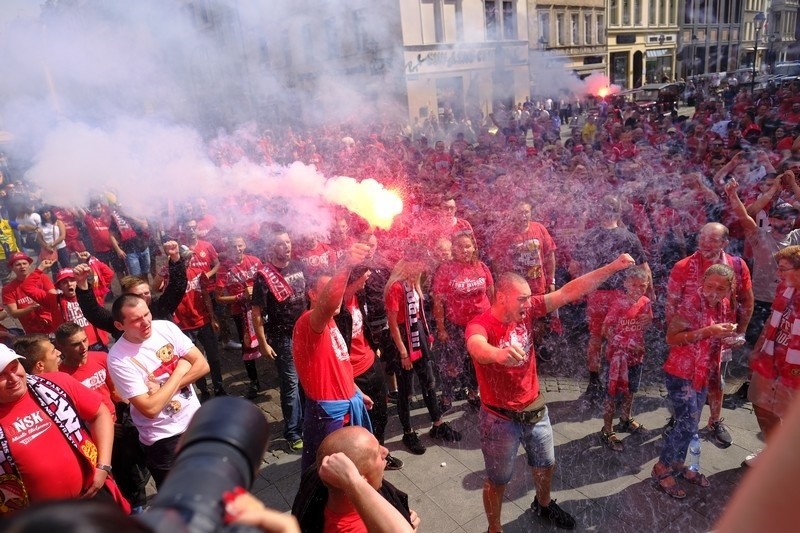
[
  {"xmin": 55, "ymin": 268, "xmax": 76, "ymax": 285},
  {"xmin": 7, "ymin": 252, "xmax": 33, "ymax": 268}
]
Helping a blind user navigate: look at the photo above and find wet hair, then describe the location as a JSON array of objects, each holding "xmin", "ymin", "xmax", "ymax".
[
  {"xmin": 111, "ymin": 293, "xmax": 147, "ymax": 323},
  {"xmin": 54, "ymin": 322, "xmax": 84, "ymax": 345},
  {"xmin": 13, "ymin": 334, "xmax": 50, "ymax": 372},
  {"xmin": 704, "ymin": 263, "xmax": 735, "ymax": 289},
  {"xmin": 120, "ymin": 275, "xmax": 149, "ymax": 293},
  {"xmin": 775, "ymin": 245, "xmax": 800, "ymax": 269},
  {"xmin": 2, "ymin": 499, "xmax": 152, "ymax": 532}
]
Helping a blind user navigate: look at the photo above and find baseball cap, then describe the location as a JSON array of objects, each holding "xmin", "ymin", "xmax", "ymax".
[
  {"xmin": 769, "ymin": 203, "xmax": 799, "ymax": 219},
  {"xmin": 667, "ymin": 127, "xmax": 677, "ymax": 133},
  {"xmin": 0, "ymin": 344, "xmax": 24, "ymax": 373},
  {"xmin": 7, "ymin": 252, "xmax": 33, "ymax": 268},
  {"xmin": 55, "ymin": 268, "xmax": 76, "ymax": 285}
]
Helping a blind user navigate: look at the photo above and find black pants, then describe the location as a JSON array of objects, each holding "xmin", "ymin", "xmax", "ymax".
[
  {"xmin": 184, "ymin": 323, "xmax": 224, "ymax": 392},
  {"xmin": 745, "ymin": 299, "xmax": 772, "ymax": 348},
  {"xmin": 383, "ymin": 328, "xmax": 441, "ymax": 434},
  {"xmin": 354, "ymin": 357, "xmax": 389, "ymax": 445},
  {"xmin": 111, "ymin": 405, "xmax": 150, "ymax": 507},
  {"xmin": 142, "ymin": 433, "xmax": 182, "ymax": 489}
]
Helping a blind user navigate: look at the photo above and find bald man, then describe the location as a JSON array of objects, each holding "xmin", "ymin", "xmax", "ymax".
[{"xmin": 292, "ymin": 426, "xmax": 418, "ymax": 533}]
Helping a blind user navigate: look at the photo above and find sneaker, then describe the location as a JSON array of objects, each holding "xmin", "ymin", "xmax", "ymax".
[
  {"xmin": 224, "ymin": 339, "xmax": 243, "ymax": 350},
  {"xmin": 288, "ymin": 439, "xmax": 303, "ymax": 452},
  {"xmin": 385, "ymin": 454, "xmax": 404, "ymax": 470},
  {"xmin": 531, "ymin": 497, "xmax": 576, "ymax": 530},
  {"xmin": 429, "ymin": 421, "xmax": 462, "ymax": 442},
  {"xmin": 387, "ymin": 390, "xmax": 398, "ymax": 404},
  {"xmin": 708, "ymin": 419, "xmax": 733, "ymax": 446},
  {"xmin": 402, "ymin": 431, "xmax": 426, "ymax": 455},
  {"xmin": 662, "ymin": 416, "xmax": 676, "ymax": 437},
  {"xmin": 743, "ymin": 449, "xmax": 762, "ymax": 467}
]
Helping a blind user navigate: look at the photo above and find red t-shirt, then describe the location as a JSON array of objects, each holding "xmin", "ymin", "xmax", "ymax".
[
  {"xmin": 187, "ymin": 240, "xmax": 218, "ymax": 274},
  {"xmin": 385, "ymin": 282, "xmax": 420, "ymax": 326},
  {"xmin": 432, "ymin": 261, "xmax": 493, "ymax": 326},
  {"xmin": 603, "ymin": 295, "xmax": 652, "ymax": 366},
  {"xmin": 216, "ymin": 255, "xmax": 263, "ymax": 315},
  {"xmin": 83, "ymin": 211, "xmax": 113, "ymax": 253},
  {"xmin": 292, "ymin": 312, "xmax": 355, "ymax": 401},
  {"xmin": 296, "ymin": 242, "xmax": 337, "ymax": 276},
  {"xmin": 466, "ymin": 301, "xmax": 548, "ymax": 411},
  {"xmin": 323, "ymin": 506, "xmax": 367, "ymax": 533},
  {"xmin": 347, "ymin": 297, "xmax": 375, "ymax": 377},
  {"xmin": 60, "ymin": 352, "xmax": 116, "ymax": 421},
  {"xmin": 2, "ymin": 272, "xmax": 55, "ymax": 334},
  {"xmin": 0, "ymin": 372, "xmax": 102, "ymax": 504},
  {"xmin": 490, "ymin": 221, "xmax": 556, "ymax": 295},
  {"xmin": 173, "ymin": 267, "xmax": 213, "ymax": 330}
]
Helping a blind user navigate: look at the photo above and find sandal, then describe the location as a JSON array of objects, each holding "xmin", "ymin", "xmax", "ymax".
[
  {"xmin": 600, "ymin": 429, "xmax": 624, "ymax": 452},
  {"xmin": 651, "ymin": 466, "xmax": 687, "ymax": 499},
  {"xmin": 680, "ymin": 468, "xmax": 711, "ymax": 487},
  {"xmin": 618, "ymin": 417, "xmax": 645, "ymax": 434}
]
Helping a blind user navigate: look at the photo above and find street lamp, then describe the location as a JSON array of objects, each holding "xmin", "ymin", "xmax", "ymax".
[{"xmin": 753, "ymin": 11, "xmax": 766, "ymax": 93}]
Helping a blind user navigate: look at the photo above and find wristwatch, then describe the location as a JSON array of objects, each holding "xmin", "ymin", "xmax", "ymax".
[{"xmin": 96, "ymin": 463, "xmax": 112, "ymax": 473}]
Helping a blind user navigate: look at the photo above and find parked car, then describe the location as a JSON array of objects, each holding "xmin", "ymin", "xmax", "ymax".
[{"xmin": 631, "ymin": 82, "xmax": 684, "ymax": 114}]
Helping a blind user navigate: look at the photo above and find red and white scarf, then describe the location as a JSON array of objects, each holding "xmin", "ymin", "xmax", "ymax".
[
  {"xmin": 757, "ymin": 285, "xmax": 800, "ymax": 368},
  {"xmin": 258, "ymin": 263, "xmax": 294, "ymax": 303},
  {"xmin": 0, "ymin": 375, "xmax": 130, "ymax": 515},
  {"xmin": 402, "ymin": 282, "xmax": 430, "ymax": 363}
]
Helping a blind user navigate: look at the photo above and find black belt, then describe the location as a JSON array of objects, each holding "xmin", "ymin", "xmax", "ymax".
[{"xmin": 483, "ymin": 402, "xmax": 546, "ymax": 425}]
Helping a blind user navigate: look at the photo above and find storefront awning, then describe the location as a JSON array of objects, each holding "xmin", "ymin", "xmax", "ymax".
[{"xmin": 646, "ymin": 49, "xmax": 670, "ymax": 58}]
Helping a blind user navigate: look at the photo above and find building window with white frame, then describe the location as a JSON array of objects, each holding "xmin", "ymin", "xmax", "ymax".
[
  {"xmin": 571, "ymin": 14, "xmax": 578, "ymax": 44},
  {"xmin": 597, "ymin": 15, "xmax": 605, "ymax": 43},
  {"xmin": 502, "ymin": 0, "xmax": 516, "ymax": 39},
  {"xmin": 540, "ymin": 12, "xmax": 550, "ymax": 45},
  {"xmin": 610, "ymin": 0, "xmax": 618, "ymax": 25},
  {"xmin": 485, "ymin": 0, "xmax": 499, "ymax": 40},
  {"xmin": 585, "ymin": 14, "xmax": 592, "ymax": 44},
  {"xmin": 556, "ymin": 13, "xmax": 564, "ymax": 45},
  {"xmin": 623, "ymin": 0, "xmax": 631, "ymax": 25},
  {"xmin": 634, "ymin": 0, "xmax": 642, "ymax": 25},
  {"xmin": 649, "ymin": 0, "xmax": 656, "ymax": 25}
]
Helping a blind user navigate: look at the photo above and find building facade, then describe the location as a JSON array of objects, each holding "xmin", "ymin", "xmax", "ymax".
[
  {"xmin": 400, "ymin": 0, "xmax": 531, "ymax": 123},
  {"xmin": 677, "ymin": 0, "xmax": 744, "ymax": 78},
  {"xmin": 528, "ymin": 0, "xmax": 608, "ymax": 83},
  {"xmin": 606, "ymin": 0, "xmax": 680, "ymax": 87}
]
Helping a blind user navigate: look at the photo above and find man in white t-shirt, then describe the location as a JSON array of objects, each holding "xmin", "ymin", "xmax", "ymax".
[{"xmin": 107, "ymin": 294, "xmax": 210, "ymax": 488}]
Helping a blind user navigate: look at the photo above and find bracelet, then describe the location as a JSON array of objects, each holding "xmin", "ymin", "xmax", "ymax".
[
  {"xmin": 400, "ymin": 355, "xmax": 409, "ymax": 359},
  {"xmin": 96, "ymin": 463, "xmax": 112, "ymax": 473}
]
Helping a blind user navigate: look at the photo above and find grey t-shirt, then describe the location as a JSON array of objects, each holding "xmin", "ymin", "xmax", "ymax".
[{"xmin": 749, "ymin": 227, "xmax": 800, "ymax": 302}]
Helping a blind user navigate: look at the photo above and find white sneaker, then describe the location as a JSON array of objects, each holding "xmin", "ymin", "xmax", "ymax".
[
  {"xmin": 223, "ymin": 340, "xmax": 243, "ymax": 349},
  {"xmin": 743, "ymin": 449, "xmax": 762, "ymax": 467}
]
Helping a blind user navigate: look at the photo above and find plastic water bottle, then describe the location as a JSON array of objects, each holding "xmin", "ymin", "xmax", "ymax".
[{"xmin": 688, "ymin": 433, "xmax": 701, "ymax": 472}]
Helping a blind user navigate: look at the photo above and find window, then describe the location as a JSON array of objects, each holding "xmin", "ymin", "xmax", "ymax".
[
  {"xmin": 571, "ymin": 14, "xmax": 578, "ymax": 44},
  {"xmin": 623, "ymin": 0, "xmax": 631, "ymax": 25},
  {"xmin": 610, "ymin": 0, "xmax": 618, "ymax": 25},
  {"xmin": 540, "ymin": 13, "xmax": 550, "ymax": 44},
  {"xmin": 698, "ymin": 0, "xmax": 706, "ymax": 24},
  {"xmin": 660, "ymin": 0, "xmax": 666, "ymax": 24},
  {"xmin": 324, "ymin": 20, "xmax": 338, "ymax": 59},
  {"xmin": 649, "ymin": 0, "xmax": 656, "ymax": 25},
  {"xmin": 502, "ymin": 1, "xmax": 516, "ymax": 39},
  {"xmin": 556, "ymin": 13, "xmax": 564, "ymax": 45},
  {"xmin": 281, "ymin": 29, "xmax": 292, "ymax": 67},
  {"xmin": 669, "ymin": 0, "xmax": 676, "ymax": 24},
  {"xmin": 585, "ymin": 14, "xmax": 592, "ymax": 44},
  {"xmin": 353, "ymin": 9, "xmax": 367, "ymax": 51},
  {"xmin": 685, "ymin": 0, "xmax": 693, "ymax": 23},
  {"xmin": 485, "ymin": 0, "xmax": 498, "ymax": 40},
  {"xmin": 597, "ymin": 15, "xmax": 605, "ymax": 43},
  {"xmin": 634, "ymin": 0, "xmax": 642, "ymax": 25},
  {"xmin": 710, "ymin": 0, "xmax": 719, "ymax": 24}
]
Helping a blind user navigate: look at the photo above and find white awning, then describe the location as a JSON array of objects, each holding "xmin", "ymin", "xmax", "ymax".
[{"xmin": 646, "ymin": 49, "xmax": 670, "ymax": 58}]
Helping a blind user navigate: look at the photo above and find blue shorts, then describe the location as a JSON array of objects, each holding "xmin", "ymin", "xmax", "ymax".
[{"xmin": 479, "ymin": 406, "xmax": 555, "ymax": 485}]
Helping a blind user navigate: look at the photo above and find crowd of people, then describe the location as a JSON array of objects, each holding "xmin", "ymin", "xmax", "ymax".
[{"xmin": 2, "ymin": 76, "xmax": 800, "ymax": 531}]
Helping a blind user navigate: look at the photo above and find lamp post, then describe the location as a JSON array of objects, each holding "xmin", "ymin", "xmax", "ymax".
[{"xmin": 753, "ymin": 11, "xmax": 766, "ymax": 93}]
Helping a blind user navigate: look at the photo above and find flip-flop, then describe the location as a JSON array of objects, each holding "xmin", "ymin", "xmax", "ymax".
[{"xmin": 651, "ymin": 467, "xmax": 687, "ymax": 499}]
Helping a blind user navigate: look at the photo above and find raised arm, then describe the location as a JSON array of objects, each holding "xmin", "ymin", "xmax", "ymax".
[
  {"xmin": 724, "ymin": 178, "xmax": 758, "ymax": 237},
  {"xmin": 151, "ymin": 241, "xmax": 187, "ymax": 320},
  {"xmin": 309, "ymin": 243, "xmax": 369, "ymax": 334},
  {"xmin": 543, "ymin": 254, "xmax": 635, "ymax": 313}
]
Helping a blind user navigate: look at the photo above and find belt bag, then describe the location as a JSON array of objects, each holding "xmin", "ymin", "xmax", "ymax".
[{"xmin": 485, "ymin": 393, "xmax": 547, "ymax": 425}]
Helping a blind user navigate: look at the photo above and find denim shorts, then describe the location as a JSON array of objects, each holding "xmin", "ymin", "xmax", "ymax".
[{"xmin": 479, "ymin": 406, "xmax": 555, "ymax": 485}]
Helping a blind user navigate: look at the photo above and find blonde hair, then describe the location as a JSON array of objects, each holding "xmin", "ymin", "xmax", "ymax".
[{"xmin": 384, "ymin": 259, "xmax": 425, "ymax": 303}]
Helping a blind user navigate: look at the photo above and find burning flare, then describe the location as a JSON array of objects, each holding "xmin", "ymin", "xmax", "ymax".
[{"xmin": 324, "ymin": 176, "xmax": 403, "ymax": 229}]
